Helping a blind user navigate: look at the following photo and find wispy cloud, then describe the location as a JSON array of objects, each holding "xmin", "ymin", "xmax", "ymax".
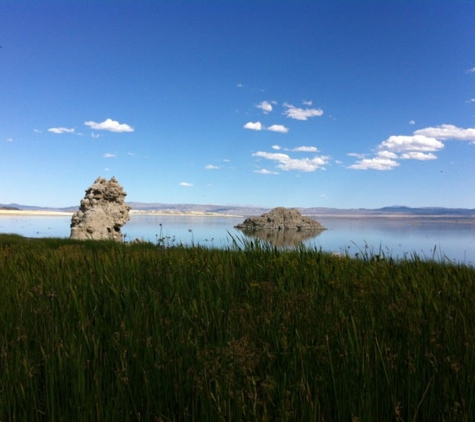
[
  {"xmin": 409, "ymin": 120, "xmax": 416, "ymax": 125},
  {"xmin": 179, "ymin": 182, "xmax": 193, "ymax": 187},
  {"xmin": 244, "ymin": 122, "xmax": 289, "ymax": 133},
  {"xmin": 272, "ymin": 145, "xmax": 281, "ymax": 150},
  {"xmin": 48, "ymin": 127, "xmax": 75, "ymax": 134},
  {"xmin": 244, "ymin": 121, "xmax": 263, "ymax": 131},
  {"xmin": 349, "ymin": 123, "xmax": 475, "ymax": 170},
  {"xmin": 267, "ymin": 124, "xmax": 289, "ymax": 133},
  {"xmin": 91, "ymin": 133, "xmax": 100, "ymax": 138},
  {"xmin": 254, "ymin": 168, "xmax": 279, "ymax": 175},
  {"xmin": 467, "ymin": 67, "xmax": 475, "ymax": 74},
  {"xmin": 347, "ymin": 152, "xmax": 366, "ymax": 159},
  {"xmin": 376, "ymin": 150, "xmax": 398, "ymax": 159},
  {"xmin": 283, "ymin": 103, "xmax": 324, "ymax": 120},
  {"xmin": 205, "ymin": 164, "xmax": 219, "ymax": 170},
  {"xmin": 348, "ymin": 157, "xmax": 400, "ymax": 171},
  {"xmin": 379, "ymin": 135, "xmax": 444, "ymax": 153},
  {"xmin": 349, "ymin": 135, "xmax": 442, "ymax": 170},
  {"xmin": 85, "ymin": 118, "xmax": 134, "ymax": 133},
  {"xmin": 399, "ymin": 152, "xmax": 437, "ymax": 160},
  {"xmin": 414, "ymin": 124, "xmax": 475, "ymax": 143},
  {"xmin": 103, "ymin": 153, "xmax": 116, "ymax": 158},
  {"xmin": 292, "ymin": 146, "xmax": 318, "ymax": 152},
  {"xmin": 256, "ymin": 100, "xmax": 274, "ymax": 113},
  {"xmin": 253, "ymin": 151, "xmax": 329, "ymax": 172},
  {"xmin": 33, "ymin": 129, "xmax": 42, "ymax": 133}
]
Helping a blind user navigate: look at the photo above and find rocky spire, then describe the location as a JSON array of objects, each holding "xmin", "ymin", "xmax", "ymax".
[{"xmin": 70, "ymin": 177, "xmax": 131, "ymax": 241}]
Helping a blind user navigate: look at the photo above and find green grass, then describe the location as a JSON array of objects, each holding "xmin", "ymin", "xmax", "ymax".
[{"xmin": 1, "ymin": 233, "xmax": 474, "ymax": 421}]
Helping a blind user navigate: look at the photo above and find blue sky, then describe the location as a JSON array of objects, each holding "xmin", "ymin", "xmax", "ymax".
[{"xmin": 1, "ymin": 1, "xmax": 475, "ymax": 209}]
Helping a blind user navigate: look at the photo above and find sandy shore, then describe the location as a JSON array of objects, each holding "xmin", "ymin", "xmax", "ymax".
[
  {"xmin": 130, "ymin": 210, "xmax": 242, "ymax": 218},
  {"xmin": 0, "ymin": 210, "xmax": 73, "ymax": 216},
  {"xmin": 1, "ymin": 209, "xmax": 473, "ymax": 222},
  {"xmin": 0, "ymin": 209, "xmax": 242, "ymax": 218}
]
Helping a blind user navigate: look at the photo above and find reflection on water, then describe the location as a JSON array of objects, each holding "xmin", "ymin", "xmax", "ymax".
[
  {"xmin": 1, "ymin": 214, "xmax": 474, "ymax": 265},
  {"xmin": 237, "ymin": 228, "xmax": 324, "ymax": 247}
]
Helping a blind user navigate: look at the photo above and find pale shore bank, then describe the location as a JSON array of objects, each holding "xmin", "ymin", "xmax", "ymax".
[
  {"xmin": 0, "ymin": 210, "xmax": 73, "ymax": 216},
  {"xmin": 129, "ymin": 210, "xmax": 242, "ymax": 218},
  {"xmin": 1, "ymin": 209, "xmax": 474, "ymax": 223},
  {"xmin": 0, "ymin": 209, "xmax": 242, "ymax": 218}
]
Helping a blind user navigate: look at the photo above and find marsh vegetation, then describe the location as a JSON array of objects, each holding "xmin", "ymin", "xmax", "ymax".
[{"xmin": 1, "ymin": 233, "xmax": 474, "ymax": 421}]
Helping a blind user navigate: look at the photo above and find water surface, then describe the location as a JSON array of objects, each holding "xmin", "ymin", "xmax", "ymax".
[{"xmin": 0, "ymin": 214, "xmax": 474, "ymax": 266}]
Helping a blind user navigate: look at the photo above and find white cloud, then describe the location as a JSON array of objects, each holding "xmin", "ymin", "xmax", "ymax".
[
  {"xmin": 409, "ymin": 120, "xmax": 416, "ymax": 125},
  {"xmin": 399, "ymin": 152, "xmax": 437, "ymax": 160},
  {"xmin": 302, "ymin": 100, "xmax": 313, "ymax": 106},
  {"xmin": 348, "ymin": 157, "xmax": 400, "ymax": 171},
  {"xmin": 205, "ymin": 164, "xmax": 219, "ymax": 170},
  {"xmin": 272, "ymin": 145, "xmax": 281, "ymax": 150},
  {"xmin": 48, "ymin": 127, "xmax": 75, "ymax": 134},
  {"xmin": 347, "ymin": 152, "xmax": 366, "ymax": 159},
  {"xmin": 348, "ymin": 123, "xmax": 475, "ymax": 170},
  {"xmin": 467, "ymin": 67, "xmax": 475, "ymax": 74},
  {"xmin": 84, "ymin": 118, "xmax": 134, "ymax": 133},
  {"xmin": 179, "ymin": 182, "xmax": 193, "ymax": 187},
  {"xmin": 6, "ymin": 137, "xmax": 13, "ymax": 142},
  {"xmin": 256, "ymin": 101, "xmax": 273, "ymax": 113},
  {"xmin": 34, "ymin": 129, "xmax": 42, "ymax": 133},
  {"xmin": 244, "ymin": 121, "xmax": 263, "ymax": 131},
  {"xmin": 292, "ymin": 146, "xmax": 319, "ymax": 152},
  {"xmin": 253, "ymin": 151, "xmax": 329, "ymax": 172},
  {"xmin": 377, "ymin": 150, "xmax": 398, "ymax": 159},
  {"xmin": 267, "ymin": 124, "xmax": 289, "ymax": 133},
  {"xmin": 467, "ymin": 98, "xmax": 475, "ymax": 103},
  {"xmin": 91, "ymin": 133, "xmax": 100, "ymax": 138},
  {"xmin": 414, "ymin": 124, "xmax": 475, "ymax": 143},
  {"xmin": 103, "ymin": 153, "xmax": 116, "ymax": 158},
  {"xmin": 379, "ymin": 135, "xmax": 444, "ymax": 152},
  {"xmin": 254, "ymin": 168, "xmax": 279, "ymax": 175},
  {"xmin": 283, "ymin": 103, "xmax": 324, "ymax": 120}
]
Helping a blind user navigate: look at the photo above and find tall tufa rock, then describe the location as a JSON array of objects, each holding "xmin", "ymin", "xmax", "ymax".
[
  {"xmin": 70, "ymin": 177, "xmax": 131, "ymax": 241},
  {"xmin": 235, "ymin": 207, "xmax": 326, "ymax": 231}
]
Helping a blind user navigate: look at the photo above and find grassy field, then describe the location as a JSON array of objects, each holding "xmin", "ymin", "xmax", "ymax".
[{"xmin": 1, "ymin": 233, "xmax": 474, "ymax": 421}]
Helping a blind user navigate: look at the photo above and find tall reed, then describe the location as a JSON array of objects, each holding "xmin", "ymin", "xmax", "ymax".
[{"xmin": 0, "ymin": 234, "xmax": 474, "ymax": 421}]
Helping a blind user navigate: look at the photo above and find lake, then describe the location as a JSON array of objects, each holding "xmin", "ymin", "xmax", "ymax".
[{"xmin": 1, "ymin": 214, "xmax": 474, "ymax": 266}]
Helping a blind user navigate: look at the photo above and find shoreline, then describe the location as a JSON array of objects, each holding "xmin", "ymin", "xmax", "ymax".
[
  {"xmin": 0, "ymin": 209, "xmax": 243, "ymax": 218},
  {"xmin": 0, "ymin": 210, "xmax": 73, "ymax": 216},
  {"xmin": 1, "ymin": 209, "xmax": 475, "ymax": 223}
]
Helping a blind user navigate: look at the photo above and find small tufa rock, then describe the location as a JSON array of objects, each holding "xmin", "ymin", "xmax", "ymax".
[
  {"xmin": 235, "ymin": 207, "xmax": 326, "ymax": 231},
  {"xmin": 70, "ymin": 177, "xmax": 131, "ymax": 241}
]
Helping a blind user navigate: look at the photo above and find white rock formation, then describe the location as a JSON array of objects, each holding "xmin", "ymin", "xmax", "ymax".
[
  {"xmin": 235, "ymin": 207, "xmax": 326, "ymax": 231},
  {"xmin": 70, "ymin": 177, "xmax": 131, "ymax": 241}
]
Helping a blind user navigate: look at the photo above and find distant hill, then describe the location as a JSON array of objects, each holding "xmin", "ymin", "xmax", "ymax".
[
  {"xmin": 0, "ymin": 205, "xmax": 20, "ymax": 211},
  {"xmin": 0, "ymin": 203, "xmax": 78, "ymax": 212},
  {"xmin": 1, "ymin": 202, "xmax": 474, "ymax": 218}
]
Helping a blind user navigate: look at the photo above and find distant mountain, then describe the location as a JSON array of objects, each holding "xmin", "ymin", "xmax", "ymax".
[
  {"xmin": 1, "ymin": 202, "xmax": 474, "ymax": 218},
  {"xmin": 303, "ymin": 206, "xmax": 475, "ymax": 218},
  {"xmin": 127, "ymin": 202, "xmax": 270, "ymax": 216},
  {"xmin": 0, "ymin": 203, "xmax": 77, "ymax": 212}
]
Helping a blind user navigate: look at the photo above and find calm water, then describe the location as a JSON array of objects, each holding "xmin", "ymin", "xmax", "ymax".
[{"xmin": 1, "ymin": 214, "xmax": 474, "ymax": 266}]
